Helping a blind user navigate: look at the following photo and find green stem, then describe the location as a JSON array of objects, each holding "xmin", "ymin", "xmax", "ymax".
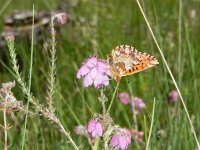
[
  {"xmin": 3, "ymin": 108, "xmax": 8, "ymax": 150},
  {"xmin": 21, "ymin": 4, "xmax": 34, "ymax": 150},
  {"xmin": 145, "ymin": 98, "xmax": 156, "ymax": 150},
  {"xmin": 93, "ymin": 137, "xmax": 100, "ymax": 150},
  {"xmin": 106, "ymin": 81, "xmax": 120, "ymax": 114}
]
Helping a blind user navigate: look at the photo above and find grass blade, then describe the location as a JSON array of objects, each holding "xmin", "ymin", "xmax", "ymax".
[
  {"xmin": 146, "ymin": 98, "xmax": 156, "ymax": 150},
  {"xmin": 136, "ymin": 0, "xmax": 200, "ymax": 148},
  {"xmin": 21, "ymin": 4, "xmax": 35, "ymax": 150}
]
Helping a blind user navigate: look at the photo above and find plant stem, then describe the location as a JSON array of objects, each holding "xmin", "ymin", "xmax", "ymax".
[
  {"xmin": 93, "ymin": 137, "xmax": 100, "ymax": 150},
  {"xmin": 58, "ymin": 121, "xmax": 79, "ymax": 150},
  {"xmin": 106, "ymin": 81, "xmax": 120, "ymax": 114},
  {"xmin": 145, "ymin": 98, "xmax": 155, "ymax": 150},
  {"xmin": 3, "ymin": 108, "xmax": 7, "ymax": 150},
  {"xmin": 136, "ymin": 0, "xmax": 200, "ymax": 148}
]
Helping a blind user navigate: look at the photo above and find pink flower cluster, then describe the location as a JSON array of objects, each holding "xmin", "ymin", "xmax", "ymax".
[
  {"xmin": 110, "ymin": 128, "xmax": 131, "ymax": 150},
  {"xmin": 77, "ymin": 56, "xmax": 110, "ymax": 89},
  {"xmin": 87, "ymin": 118, "xmax": 103, "ymax": 138},
  {"xmin": 53, "ymin": 12, "xmax": 68, "ymax": 24},
  {"xmin": 86, "ymin": 117, "xmax": 132, "ymax": 149},
  {"xmin": 4, "ymin": 33, "xmax": 15, "ymax": 41},
  {"xmin": 132, "ymin": 97, "xmax": 146, "ymax": 110},
  {"xmin": 118, "ymin": 92, "xmax": 146, "ymax": 110},
  {"xmin": 118, "ymin": 92, "xmax": 130, "ymax": 105}
]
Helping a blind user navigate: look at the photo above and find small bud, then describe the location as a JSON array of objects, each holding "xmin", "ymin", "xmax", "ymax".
[
  {"xmin": 131, "ymin": 129, "xmax": 144, "ymax": 142},
  {"xmin": 74, "ymin": 125, "xmax": 86, "ymax": 136},
  {"xmin": 54, "ymin": 12, "xmax": 68, "ymax": 25},
  {"xmin": 169, "ymin": 90, "xmax": 178, "ymax": 102},
  {"xmin": 4, "ymin": 33, "xmax": 15, "ymax": 42}
]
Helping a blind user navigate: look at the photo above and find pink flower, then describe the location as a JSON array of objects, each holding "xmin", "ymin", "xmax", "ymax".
[
  {"xmin": 132, "ymin": 97, "xmax": 146, "ymax": 110},
  {"xmin": 87, "ymin": 118, "xmax": 103, "ymax": 138},
  {"xmin": 119, "ymin": 92, "xmax": 130, "ymax": 105},
  {"xmin": 4, "ymin": 33, "xmax": 15, "ymax": 41},
  {"xmin": 110, "ymin": 128, "xmax": 131, "ymax": 150},
  {"xmin": 74, "ymin": 125, "xmax": 86, "ymax": 136},
  {"xmin": 54, "ymin": 12, "xmax": 68, "ymax": 24},
  {"xmin": 169, "ymin": 90, "xmax": 178, "ymax": 102},
  {"xmin": 77, "ymin": 56, "xmax": 110, "ymax": 89},
  {"xmin": 131, "ymin": 129, "xmax": 144, "ymax": 142}
]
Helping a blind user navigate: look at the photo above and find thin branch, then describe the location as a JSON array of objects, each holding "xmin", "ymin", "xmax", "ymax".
[{"xmin": 3, "ymin": 108, "xmax": 8, "ymax": 150}]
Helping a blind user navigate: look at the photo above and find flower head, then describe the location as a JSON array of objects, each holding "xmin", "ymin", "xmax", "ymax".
[
  {"xmin": 110, "ymin": 128, "xmax": 131, "ymax": 150},
  {"xmin": 119, "ymin": 92, "xmax": 130, "ymax": 105},
  {"xmin": 132, "ymin": 97, "xmax": 146, "ymax": 110},
  {"xmin": 53, "ymin": 12, "xmax": 68, "ymax": 24},
  {"xmin": 131, "ymin": 129, "xmax": 144, "ymax": 142},
  {"xmin": 87, "ymin": 117, "xmax": 103, "ymax": 138},
  {"xmin": 4, "ymin": 33, "xmax": 15, "ymax": 42},
  {"xmin": 169, "ymin": 90, "xmax": 178, "ymax": 102},
  {"xmin": 77, "ymin": 56, "xmax": 110, "ymax": 89}
]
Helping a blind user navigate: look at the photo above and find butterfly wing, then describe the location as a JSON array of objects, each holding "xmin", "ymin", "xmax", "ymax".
[{"xmin": 108, "ymin": 45, "xmax": 159, "ymax": 80}]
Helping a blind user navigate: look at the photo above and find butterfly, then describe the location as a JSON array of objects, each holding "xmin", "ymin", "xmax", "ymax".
[{"xmin": 107, "ymin": 45, "xmax": 159, "ymax": 81}]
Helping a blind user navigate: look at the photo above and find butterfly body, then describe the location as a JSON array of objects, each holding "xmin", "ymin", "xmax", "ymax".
[{"xmin": 108, "ymin": 45, "xmax": 159, "ymax": 81}]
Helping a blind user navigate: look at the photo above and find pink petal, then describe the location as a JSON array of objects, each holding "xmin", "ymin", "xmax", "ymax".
[
  {"xmin": 119, "ymin": 136, "xmax": 128, "ymax": 150},
  {"xmin": 94, "ymin": 73, "xmax": 104, "ymax": 87},
  {"xmin": 83, "ymin": 74, "xmax": 93, "ymax": 87},
  {"xmin": 110, "ymin": 135, "xmax": 119, "ymax": 147},
  {"xmin": 90, "ymin": 68, "xmax": 97, "ymax": 80},
  {"xmin": 106, "ymin": 69, "xmax": 111, "ymax": 76},
  {"xmin": 102, "ymin": 75, "xmax": 109, "ymax": 86},
  {"xmin": 139, "ymin": 103, "xmax": 146, "ymax": 109},
  {"xmin": 87, "ymin": 120, "xmax": 96, "ymax": 133},
  {"xmin": 126, "ymin": 135, "xmax": 131, "ymax": 144},
  {"xmin": 76, "ymin": 64, "xmax": 90, "ymax": 79},
  {"xmin": 97, "ymin": 61, "xmax": 108, "ymax": 72},
  {"xmin": 86, "ymin": 56, "xmax": 97, "ymax": 68},
  {"xmin": 95, "ymin": 123, "xmax": 103, "ymax": 137},
  {"xmin": 91, "ymin": 130, "xmax": 97, "ymax": 138},
  {"xmin": 103, "ymin": 79, "xmax": 109, "ymax": 86}
]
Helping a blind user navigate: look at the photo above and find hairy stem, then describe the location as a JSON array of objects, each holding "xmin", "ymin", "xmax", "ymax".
[
  {"xmin": 57, "ymin": 121, "xmax": 79, "ymax": 150},
  {"xmin": 46, "ymin": 13, "xmax": 57, "ymax": 110}
]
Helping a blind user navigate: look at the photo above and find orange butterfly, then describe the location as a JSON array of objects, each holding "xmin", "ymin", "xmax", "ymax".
[{"xmin": 108, "ymin": 45, "xmax": 159, "ymax": 81}]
